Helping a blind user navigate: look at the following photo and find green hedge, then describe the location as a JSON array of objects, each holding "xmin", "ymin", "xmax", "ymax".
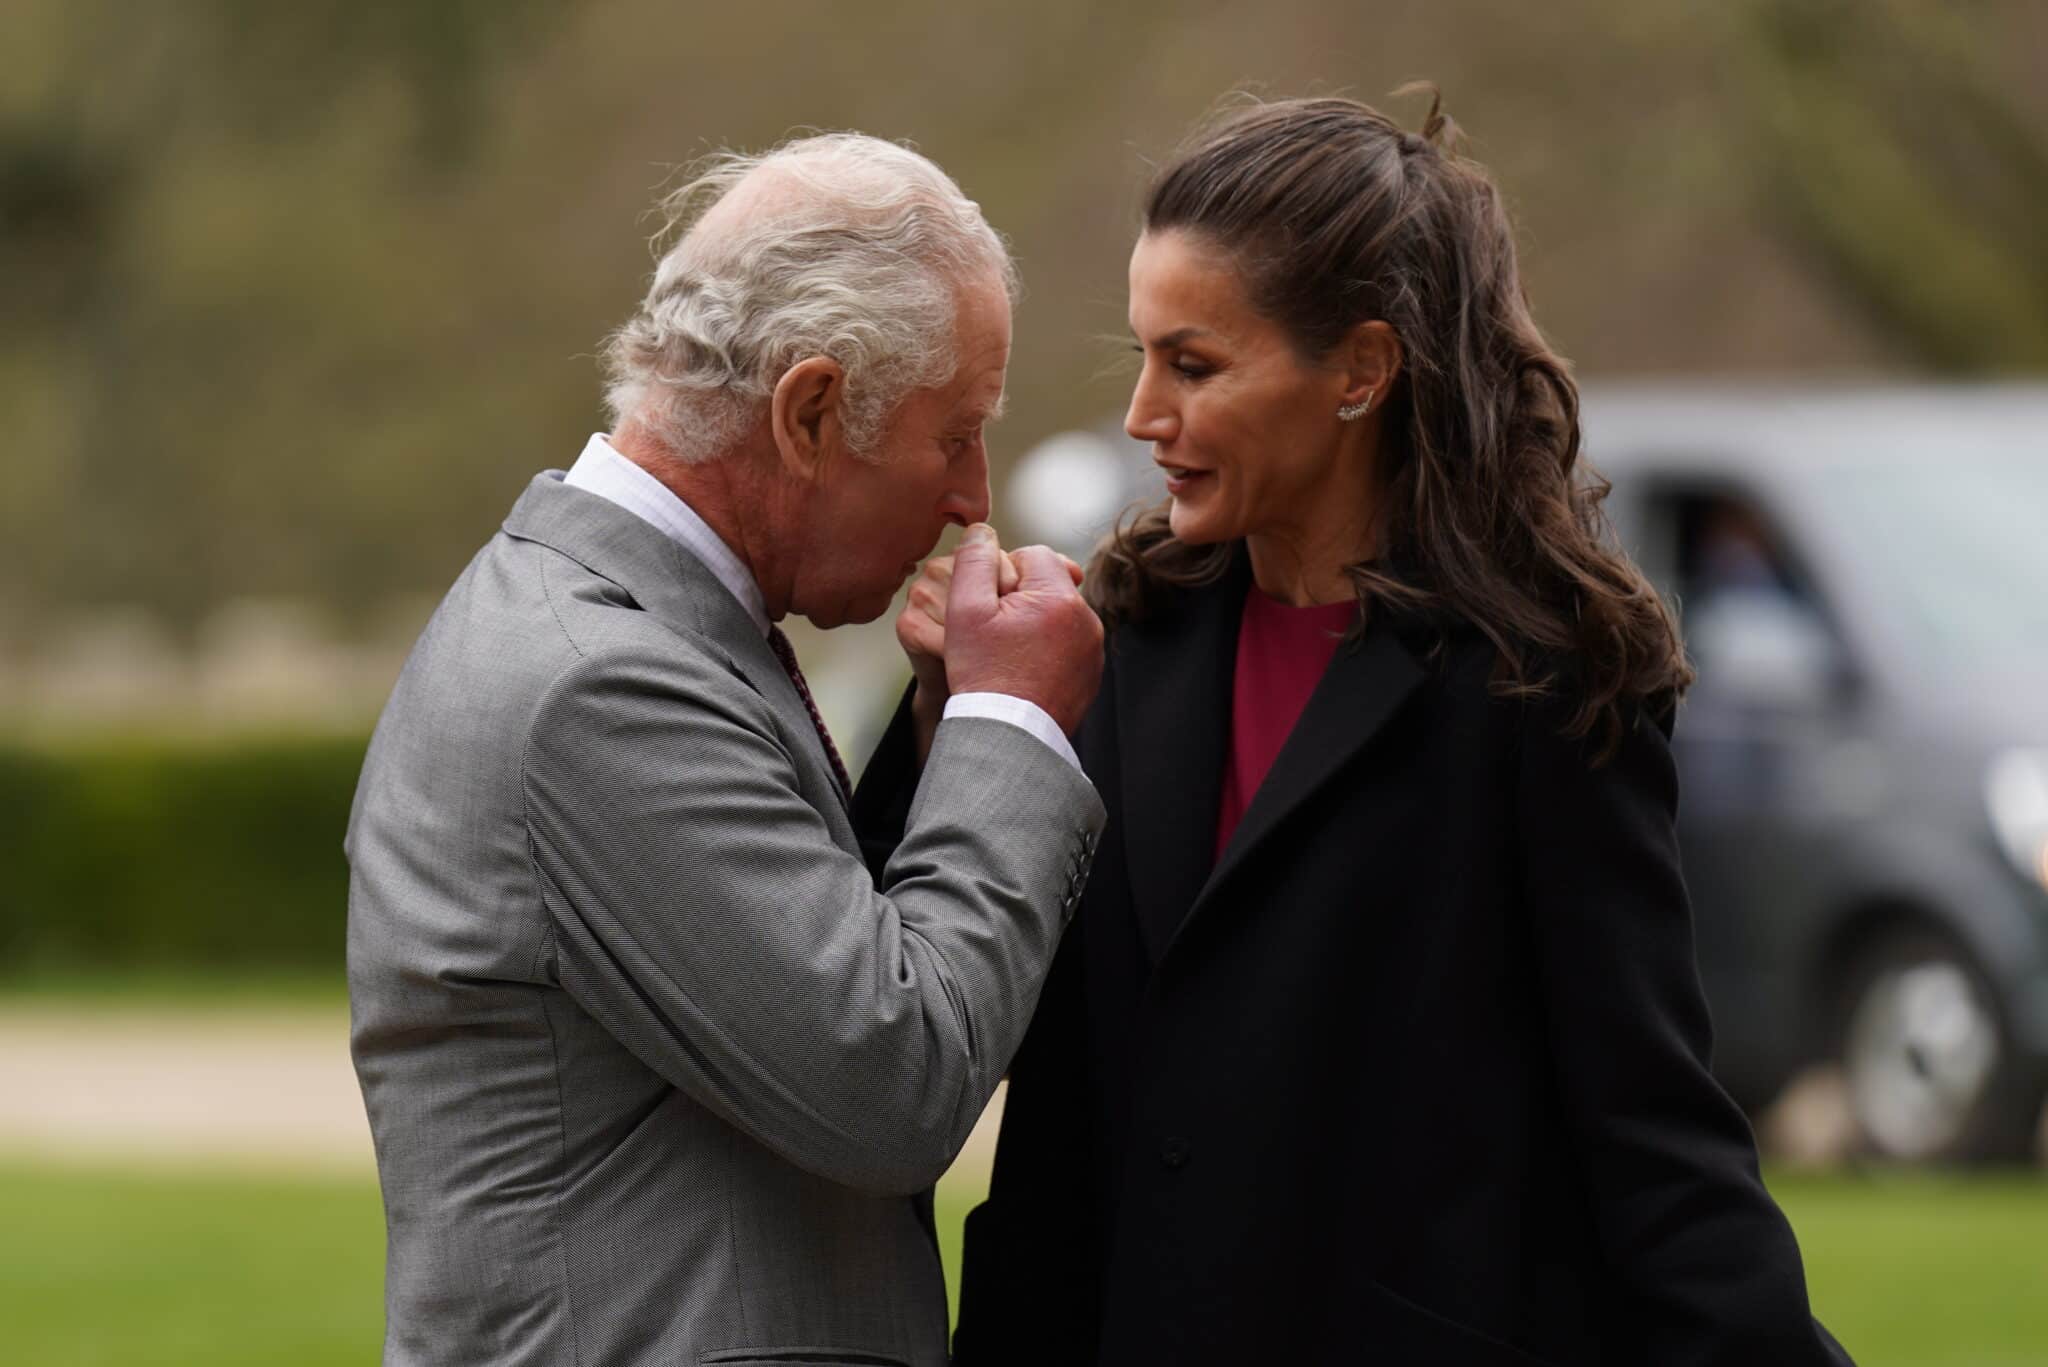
[{"xmin": 0, "ymin": 734, "xmax": 368, "ymax": 972}]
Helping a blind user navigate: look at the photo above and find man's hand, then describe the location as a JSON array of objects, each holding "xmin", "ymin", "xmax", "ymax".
[
  {"xmin": 943, "ymin": 524, "xmax": 1103, "ymax": 736},
  {"xmin": 898, "ymin": 536, "xmax": 1083, "ymax": 763},
  {"xmin": 898, "ymin": 541, "xmax": 1081, "ymax": 701},
  {"xmin": 898, "ymin": 544, "xmax": 1075, "ymax": 693}
]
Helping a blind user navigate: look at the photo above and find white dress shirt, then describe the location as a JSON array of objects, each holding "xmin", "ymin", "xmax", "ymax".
[{"xmin": 562, "ymin": 435, "xmax": 1082, "ymax": 773}]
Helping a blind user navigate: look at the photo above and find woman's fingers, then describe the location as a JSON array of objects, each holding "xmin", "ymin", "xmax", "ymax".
[
  {"xmin": 905, "ymin": 554, "xmax": 955, "ymax": 628},
  {"xmin": 897, "ymin": 606, "xmax": 945, "ymax": 657},
  {"xmin": 906, "ymin": 546, "xmax": 1071, "ymax": 635}
]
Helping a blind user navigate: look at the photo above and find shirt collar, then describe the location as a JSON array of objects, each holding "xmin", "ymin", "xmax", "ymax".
[{"xmin": 561, "ymin": 434, "xmax": 771, "ymax": 637}]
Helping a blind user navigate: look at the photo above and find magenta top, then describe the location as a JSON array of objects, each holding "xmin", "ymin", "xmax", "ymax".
[{"xmin": 1214, "ymin": 589, "xmax": 1357, "ymax": 860}]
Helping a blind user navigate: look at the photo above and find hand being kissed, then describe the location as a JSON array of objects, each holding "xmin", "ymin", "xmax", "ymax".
[{"xmin": 895, "ymin": 523, "xmax": 1090, "ymax": 762}]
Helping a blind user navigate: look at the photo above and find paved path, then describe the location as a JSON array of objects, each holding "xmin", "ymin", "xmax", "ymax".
[
  {"xmin": 0, "ymin": 1005, "xmax": 1005, "ymax": 1188},
  {"xmin": 4, "ymin": 1003, "xmax": 1925, "ymax": 1179},
  {"xmin": 0, "ymin": 1006, "xmax": 371, "ymax": 1170}
]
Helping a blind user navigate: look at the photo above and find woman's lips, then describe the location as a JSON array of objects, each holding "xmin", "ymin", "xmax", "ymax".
[{"xmin": 1158, "ymin": 463, "xmax": 1212, "ymax": 497}]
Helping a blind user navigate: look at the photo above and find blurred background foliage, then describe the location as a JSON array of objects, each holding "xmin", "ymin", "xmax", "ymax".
[
  {"xmin": 0, "ymin": 734, "xmax": 357, "ymax": 971},
  {"xmin": 3, "ymin": 0, "xmax": 2044, "ymax": 655}
]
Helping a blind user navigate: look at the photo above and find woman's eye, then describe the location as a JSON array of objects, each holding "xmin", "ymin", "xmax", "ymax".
[{"xmin": 1131, "ymin": 343, "xmax": 1210, "ymax": 380}]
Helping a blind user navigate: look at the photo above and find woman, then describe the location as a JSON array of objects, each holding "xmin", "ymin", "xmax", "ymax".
[{"xmin": 865, "ymin": 93, "xmax": 1850, "ymax": 1365}]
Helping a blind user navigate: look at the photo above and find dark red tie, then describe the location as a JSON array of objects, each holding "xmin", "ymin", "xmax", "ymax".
[{"xmin": 768, "ymin": 625, "xmax": 853, "ymax": 801}]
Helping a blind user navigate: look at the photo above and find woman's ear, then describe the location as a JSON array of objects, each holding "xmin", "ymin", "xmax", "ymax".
[{"xmin": 1339, "ymin": 320, "xmax": 1403, "ymax": 412}]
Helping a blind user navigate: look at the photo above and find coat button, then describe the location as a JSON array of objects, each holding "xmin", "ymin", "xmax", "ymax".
[{"xmin": 1159, "ymin": 1136, "xmax": 1191, "ymax": 1170}]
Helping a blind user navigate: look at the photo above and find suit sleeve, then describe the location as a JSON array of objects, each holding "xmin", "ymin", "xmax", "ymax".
[
  {"xmin": 522, "ymin": 641, "xmax": 1104, "ymax": 1196},
  {"xmin": 1519, "ymin": 696, "xmax": 1852, "ymax": 1366}
]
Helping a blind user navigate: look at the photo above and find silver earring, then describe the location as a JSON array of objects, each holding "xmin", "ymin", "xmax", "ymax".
[{"xmin": 1337, "ymin": 390, "xmax": 1374, "ymax": 421}]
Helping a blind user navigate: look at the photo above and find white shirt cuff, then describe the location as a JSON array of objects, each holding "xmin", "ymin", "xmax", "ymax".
[{"xmin": 941, "ymin": 693, "xmax": 1084, "ymax": 774}]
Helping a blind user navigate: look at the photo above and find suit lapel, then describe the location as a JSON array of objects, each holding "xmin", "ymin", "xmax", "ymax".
[
  {"xmin": 502, "ymin": 472, "xmax": 852, "ymax": 823},
  {"xmin": 1164, "ymin": 608, "xmax": 1426, "ymax": 960},
  {"xmin": 1114, "ymin": 561, "xmax": 1248, "ymax": 964},
  {"xmin": 717, "ymin": 631, "xmax": 857, "ymax": 823}
]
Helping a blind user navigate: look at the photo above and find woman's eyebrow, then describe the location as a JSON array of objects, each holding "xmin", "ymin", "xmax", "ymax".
[{"xmin": 1133, "ymin": 326, "xmax": 1213, "ymax": 349}]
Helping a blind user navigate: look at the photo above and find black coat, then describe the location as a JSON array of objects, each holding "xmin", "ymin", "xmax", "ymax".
[{"xmin": 858, "ymin": 554, "xmax": 1849, "ymax": 1367}]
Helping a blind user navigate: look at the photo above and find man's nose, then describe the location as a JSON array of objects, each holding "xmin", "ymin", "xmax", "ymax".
[{"xmin": 942, "ymin": 445, "xmax": 991, "ymax": 526}]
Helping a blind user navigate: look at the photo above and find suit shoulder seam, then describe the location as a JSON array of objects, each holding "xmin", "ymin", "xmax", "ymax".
[{"xmin": 536, "ymin": 549, "xmax": 588, "ymax": 661}]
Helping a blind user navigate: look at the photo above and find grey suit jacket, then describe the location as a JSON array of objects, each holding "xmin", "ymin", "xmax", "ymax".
[{"xmin": 346, "ymin": 472, "xmax": 1104, "ymax": 1367}]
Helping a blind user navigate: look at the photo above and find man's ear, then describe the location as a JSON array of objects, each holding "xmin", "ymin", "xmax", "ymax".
[
  {"xmin": 770, "ymin": 357, "xmax": 848, "ymax": 482},
  {"xmin": 1339, "ymin": 320, "xmax": 1403, "ymax": 411}
]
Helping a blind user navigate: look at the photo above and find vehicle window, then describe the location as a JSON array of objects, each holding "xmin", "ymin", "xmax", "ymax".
[
  {"xmin": 1646, "ymin": 486, "xmax": 1844, "ymax": 708},
  {"xmin": 1816, "ymin": 457, "xmax": 2048, "ymax": 655},
  {"xmin": 1680, "ymin": 494, "xmax": 1804, "ymax": 606}
]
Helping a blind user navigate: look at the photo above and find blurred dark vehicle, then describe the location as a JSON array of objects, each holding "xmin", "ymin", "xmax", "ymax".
[
  {"xmin": 1010, "ymin": 384, "xmax": 2048, "ymax": 1164},
  {"xmin": 1590, "ymin": 386, "xmax": 2048, "ymax": 1164}
]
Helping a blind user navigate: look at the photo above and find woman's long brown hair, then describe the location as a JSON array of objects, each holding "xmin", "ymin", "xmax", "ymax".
[{"xmin": 1090, "ymin": 90, "xmax": 1693, "ymax": 754}]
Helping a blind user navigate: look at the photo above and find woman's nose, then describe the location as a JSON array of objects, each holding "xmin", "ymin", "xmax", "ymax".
[{"xmin": 1125, "ymin": 374, "xmax": 1177, "ymax": 444}]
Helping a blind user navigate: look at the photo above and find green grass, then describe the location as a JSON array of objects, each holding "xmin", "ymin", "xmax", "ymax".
[
  {"xmin": 0, "ymin": 1161, "xmax": 387, "ymax": 1367},
  {"xmin": 1, "ymin": 1161, "xmax": 2039, "ymax": 1365},
  {"xmin": 1771, "ymin": 1170, "xmax": 2048, "ymax": 1367},
  {"xmin": 0, "ymin": 1158, "xmax": 975, "ymax": 1365}
]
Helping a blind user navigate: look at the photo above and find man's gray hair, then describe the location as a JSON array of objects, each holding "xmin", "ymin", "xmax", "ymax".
[{"xmin": 602, "ymin": 133, "xmax": 1018, "ymax": 463}]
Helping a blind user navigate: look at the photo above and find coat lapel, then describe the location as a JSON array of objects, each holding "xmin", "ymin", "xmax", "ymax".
[
  {"xmin": 1163, "ymin": 606, "xmax": 1427, "ymax": 961},
  {"xmin": 1114, "ymin": 560, "xmax": 1248, "ymax": 964}
]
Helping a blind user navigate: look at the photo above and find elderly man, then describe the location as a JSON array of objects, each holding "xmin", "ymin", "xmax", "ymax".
[{"xmin": 346, "ymin": 134, "xmax": 1105, "ymax": 1367}]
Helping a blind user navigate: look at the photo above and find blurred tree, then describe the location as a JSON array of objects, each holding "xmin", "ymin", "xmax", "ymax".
[
  {"xmin": 1731, "ymin": 0, "xmax": 2048, "ymax": 370},
  {"xmin": 0, "ymin": 0, "xmax": 560, "ymax": 637},
  {"xmin": 0, "ymin": 117, "xmax": 124, "ymax": 322},
  {"xmin": 194, "ymin": 0, "xmax": 551, "ymax": 170},
  {"xmin": 1, "ymin": 0, "xmax": 2042, "ymax": 667}
]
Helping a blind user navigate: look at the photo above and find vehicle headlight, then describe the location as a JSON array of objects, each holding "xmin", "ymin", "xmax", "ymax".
[{"xmin": 1985, "ymin": 749, "xmax": 2048, "ymax": 893}]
